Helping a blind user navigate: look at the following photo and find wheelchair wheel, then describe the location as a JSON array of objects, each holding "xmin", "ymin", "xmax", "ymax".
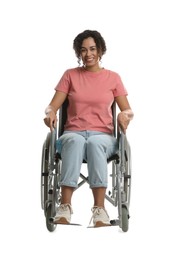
[
  {"xmin": 46, "ymin": 203, "xmax": 57, "ymax": 232},
  {"xmin": 41, "ymin": 130, "xmax": 59, "ymax": 232},
  {"xmin": 41, "ymin": 135, "xmax": 50, "ymax": 211},
  {"xmin": 124, "ymin": 137, "xmax": 132, "ymax": 206},
  {"xmin": 122, "ymin": 206, "xmax": 129, "ymax": 232},
  {"xmin": 117, "ymin": 184, "xmax": 129, "ymax": 232},
  {"xmin": 118, "ymin": 132, "xmax": 131, "ymax": 232}
]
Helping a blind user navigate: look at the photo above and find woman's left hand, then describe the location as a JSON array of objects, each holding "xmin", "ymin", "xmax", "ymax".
[{"xmin": 117, "ymin": 109, "xmax": 134, "ymax": 134}]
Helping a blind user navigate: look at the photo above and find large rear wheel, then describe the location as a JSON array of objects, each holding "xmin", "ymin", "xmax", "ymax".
[{"xmin": 41, "ymin": 134, "xmax": 50, "ymax": 211}]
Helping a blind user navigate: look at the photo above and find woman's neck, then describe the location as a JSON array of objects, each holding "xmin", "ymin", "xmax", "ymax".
[{"xmin": 83, "ymin": 64, "xmax": 103, "ymax": 72}]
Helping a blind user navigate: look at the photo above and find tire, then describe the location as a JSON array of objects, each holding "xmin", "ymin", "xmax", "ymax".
[
  {"xmin": 41, "ymin": 136, "xmax": 50, "ymax": 211},
  {"xmin": 122, "ymin": 206, "xmax": 129, "ymax": 232},
  {"xmin": 116, "ymin": 156, "xmax": 130, "ymax": 232},
  {"xmin": 46, "ymin": 203, "xmax": 57, "ymax": 232},
  {"xmin": 124, "ymin": 137, "xmax": 132, "ymax": 206},
  {"xmin": 51, "ymin": 173, "xmax": 59, "ymax": 217}
]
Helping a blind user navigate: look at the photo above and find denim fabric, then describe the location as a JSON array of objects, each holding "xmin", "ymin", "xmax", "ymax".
[{"xmin": 56, "ymin": 130, "xmax": 118, "ymax": 188}]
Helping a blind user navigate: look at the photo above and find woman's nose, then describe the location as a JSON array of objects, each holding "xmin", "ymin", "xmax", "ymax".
[{"xmin": 86, "ymin": 49, "xmax": 91, "ymax": 56}]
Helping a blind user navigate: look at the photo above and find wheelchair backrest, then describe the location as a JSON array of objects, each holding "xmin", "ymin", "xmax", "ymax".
[{"xmin": 58, "ymin": 99, "xmax": 117, "ymax": 138}]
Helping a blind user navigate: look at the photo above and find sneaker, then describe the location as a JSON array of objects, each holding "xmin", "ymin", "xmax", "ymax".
[
  {"xmin": 89, "ymin": 206, "xmax": 111, "ymax": 227},
  {"xmin": 54, "ymin": 203, "xmax": 73, "ymax": 224}
]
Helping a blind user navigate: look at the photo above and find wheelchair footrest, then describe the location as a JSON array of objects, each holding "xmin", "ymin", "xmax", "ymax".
[
  {"xmin": 56, "ymin": 223, "xmax": 82, "ymax": 226},
  {"xmin": 49, "ymin": 217, "xmax": 81, "ymax": 226}
]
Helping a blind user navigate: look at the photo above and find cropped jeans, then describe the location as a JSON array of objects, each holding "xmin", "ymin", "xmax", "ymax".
[{"xmin": 56, "ymin": 130, "xmax": 118, "ymax": 189}]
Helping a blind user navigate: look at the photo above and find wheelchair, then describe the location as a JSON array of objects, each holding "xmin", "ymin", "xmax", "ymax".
[{"xmin": 41, "ymin": 100, "xmax": 132, "ymax": 232}]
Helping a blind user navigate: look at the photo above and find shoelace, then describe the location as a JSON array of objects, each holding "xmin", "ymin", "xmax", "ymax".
[
  {"xmin": 88, "ymin": 206, "xmax": 109, "ymax": 226},
  {"xmin": 58, "ymin": 203, "xmax": 73, "ymax": 214}
]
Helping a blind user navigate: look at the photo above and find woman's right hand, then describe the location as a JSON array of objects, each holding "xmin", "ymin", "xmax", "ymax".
[
  {"xmin": 43, "ymin": 91, "xmax": 67, "ymax": 131},
  {"xmin": 44, "ymin": 110, "xmax": 57, "ymax": 131}
]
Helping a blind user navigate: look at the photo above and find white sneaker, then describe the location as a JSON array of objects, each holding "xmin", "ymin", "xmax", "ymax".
[
  {"xmin": 90, "ymin": 206, "xmax": 111, "ymax": 227},
  {"xmin": 54, "ymin": 204, "xmax": 73, "ymax": 224}
]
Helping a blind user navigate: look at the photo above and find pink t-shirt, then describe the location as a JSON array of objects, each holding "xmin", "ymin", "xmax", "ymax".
[{"xmin": 55, "ymin": 67, "xmax": 128, "ymax": 134}]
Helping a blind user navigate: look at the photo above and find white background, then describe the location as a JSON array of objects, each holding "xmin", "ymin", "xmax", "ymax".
[{"xmin": 0, "ymin": 0, "xmax": 180, "ymax": 259}]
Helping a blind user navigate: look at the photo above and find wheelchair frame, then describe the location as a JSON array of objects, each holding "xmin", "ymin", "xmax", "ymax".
[{"xmin": 41, "ymin": 101, "xmax": 132, "ymax": 232}]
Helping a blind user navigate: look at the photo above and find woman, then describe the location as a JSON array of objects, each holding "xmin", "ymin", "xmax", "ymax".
[{"xmin": 44, "ymin": 30, "xmax": 134, "ymax": 227}]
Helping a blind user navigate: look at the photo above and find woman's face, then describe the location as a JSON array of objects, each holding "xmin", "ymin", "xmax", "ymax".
[{"xmin": 80, "ymin": 37, "xmax": 100, "ymax": 70}]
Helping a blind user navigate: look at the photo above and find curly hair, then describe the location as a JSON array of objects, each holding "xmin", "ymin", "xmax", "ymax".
[{"xmin": 73, "ymin": 30, "xmax": 107, "ymax": 65}]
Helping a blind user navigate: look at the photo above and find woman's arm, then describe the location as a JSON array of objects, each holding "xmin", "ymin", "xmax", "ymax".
[
  {"xmin": 44, "ymin": 91, "xmax": 68, "ymax": 131},
  {"xmin": 115, "ymin": 95, "xmax": 134, "ymax": 133}
]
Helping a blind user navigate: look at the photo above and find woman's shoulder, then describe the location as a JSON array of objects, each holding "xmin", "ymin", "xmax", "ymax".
[
  {"xmin": 60, "ymin": 67, "xmax": 81, "ymax": 79},
  {"xmin": 64, "ymin": 67, "xmax": 81, "ymax": 74},
  {"xmin": 103, "ymin": 68, "xmax": 121, "ymax": 78}
]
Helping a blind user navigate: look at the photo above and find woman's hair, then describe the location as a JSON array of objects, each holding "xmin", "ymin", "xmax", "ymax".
[{"xmin": 73, "ymin": 30, "xmax": 107, "ymax": 65}]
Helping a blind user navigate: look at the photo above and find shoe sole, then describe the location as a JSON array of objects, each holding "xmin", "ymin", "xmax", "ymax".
[
  {"xmin": 94, "ymin": 221, "xmax": 111, "ymax": 228},
  {"xmin": 54, "ymin": 217, "xmax": 70, "ymax": 224}
]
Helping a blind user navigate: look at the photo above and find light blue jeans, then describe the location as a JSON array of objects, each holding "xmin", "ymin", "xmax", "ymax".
[{"xmin": 56, "ymin": 130, "xmax": 118, "ymax": 188}]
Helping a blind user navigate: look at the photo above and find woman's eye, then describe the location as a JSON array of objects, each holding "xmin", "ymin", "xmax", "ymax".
[
  {"xmin": 90, "ymin": 47, "xmax": 96, "ymax": 51},
  {"xmin": 81, "ymin": 49, "xmax": 86, "ymax": 53},
  {"xmin": 80, "ymin": 47, "xmax": 97, "ymax": 54}
]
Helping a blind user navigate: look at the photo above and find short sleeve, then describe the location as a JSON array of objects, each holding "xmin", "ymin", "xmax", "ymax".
[
  {"xmin": 55, "ymin": 70, "xmax": 70, "ymax": 94},
  {"xmin": 112, "ymin": 73, "xmax": 128, "ymax": 97}
]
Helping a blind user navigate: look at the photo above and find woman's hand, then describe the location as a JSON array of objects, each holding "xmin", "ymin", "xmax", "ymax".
[
  {"xmin": 117, "ymin": 109, "xmax": 134, "ymax": 134},
  {"xmin": 44, "ymin": 109, "xmax": 57, "ymax": 131},
  {"xmin": 43, "ymin": 91, "xmax": 67, "ymax": 131}
]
